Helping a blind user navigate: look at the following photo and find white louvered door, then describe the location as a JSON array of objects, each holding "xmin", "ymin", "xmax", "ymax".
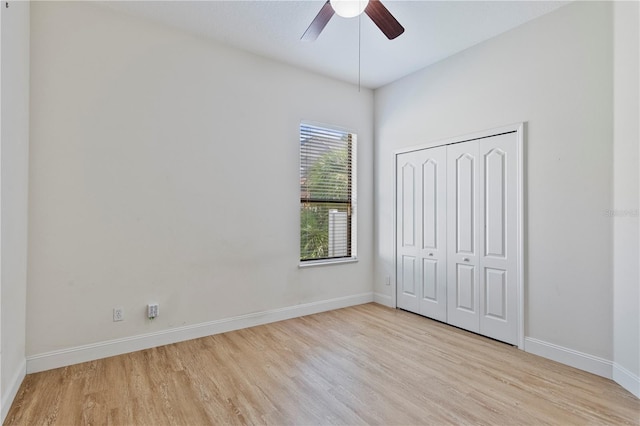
[{"xmin": 396, "ymin": 129, "xmax": 521, "ymax": 346}]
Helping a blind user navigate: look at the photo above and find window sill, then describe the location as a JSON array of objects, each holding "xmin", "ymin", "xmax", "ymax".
[{"xmin": 299, "ymin": 258, "xmax": 358, "ymax": 268}]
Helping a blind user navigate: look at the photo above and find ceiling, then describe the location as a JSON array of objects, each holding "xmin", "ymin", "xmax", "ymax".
[{"xmin": 100, "ymin": 0, "xmax": 569, "ymax": 89}]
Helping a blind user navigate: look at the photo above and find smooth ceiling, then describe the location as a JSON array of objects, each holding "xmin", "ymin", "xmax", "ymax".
[{"xmin": 100, "ymin": 1, "xmax": 569, "ymax": 89}]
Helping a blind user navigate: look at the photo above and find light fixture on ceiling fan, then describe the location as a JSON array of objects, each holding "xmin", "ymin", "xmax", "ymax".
[
  {"xmin": 330, "ymin": 0, "xmax": 368, "ymax": 18},
  {"xmin": 302, "ymin": 0, "xmax": 404, "ymax": 41}
]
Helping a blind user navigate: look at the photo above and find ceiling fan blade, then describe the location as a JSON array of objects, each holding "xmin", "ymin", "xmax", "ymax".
[
  {"xmin": 301, "ymin": 0, "xmax": 335, "ymax": 41},
  {"xmin": 365, "ymin": 0, "xmax": 404, "ymax": 40}
]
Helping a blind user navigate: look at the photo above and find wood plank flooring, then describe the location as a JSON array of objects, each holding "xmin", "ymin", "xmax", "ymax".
[{"xmin": 5, "ymin": 303, "xmax": 639, "ymax": 425}]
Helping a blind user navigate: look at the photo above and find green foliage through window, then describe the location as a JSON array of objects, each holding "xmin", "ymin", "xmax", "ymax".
[{"xmin": 300, "ymin": 124, "xmax": 356, "ymax": 262}]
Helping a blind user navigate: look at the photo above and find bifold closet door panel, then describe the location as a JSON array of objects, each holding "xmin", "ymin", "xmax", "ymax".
[
  {"xmin": 417, "ymin": 147, "xmax": 447, "ymax": 321},
  {"xmin": 478, "ymin": 133, "xmax": 519, "ymax": 344},
  {"xmin": 446, "ymin": 141, "xmax": 481, "ymax": 333},
  {"xmin": 396, "ymin": 147, "xmax": 447, "ymax": 321},
  {"xmin": 397, "ymin": 151, "xmax": 420, "ymax": 313}
]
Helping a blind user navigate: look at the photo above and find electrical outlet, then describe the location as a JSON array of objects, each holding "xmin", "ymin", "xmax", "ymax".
[
  {"xmin": 385, "ymin": 276, "xmax": 391, "ymax": 286},
  {"xmin": 113, "ymin": 307, "xmax": 124, "ymax": 322},
  {"xmin": 147, "ymin": 303, "xmax": 159, "ymax": 319}
]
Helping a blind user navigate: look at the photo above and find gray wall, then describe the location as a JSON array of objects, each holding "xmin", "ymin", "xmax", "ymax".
[
  {"xmin": 27, "ymin": 2, "xmax": 373, "ymax": 358},
  {"xmin": 375, "ymin": 1, "xmax": 615, "ymax": 361},
  {"xmin": 613, "ymin": 1, "xmax": 639, "ymax": 395},
  {"xmin": 1, "ymin": 1, "xmax": 29, "ymax": 421}
]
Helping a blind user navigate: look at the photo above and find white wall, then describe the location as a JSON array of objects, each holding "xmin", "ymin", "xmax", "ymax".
[
  {"xmin": 613, "ymin": 1, "xmax": 639, "ymax": 397},
  {"xmin": 0, "ymin": 0, "xmax": 29, "ymax": 421},
  {"xmin": 27, "ymin": 2, "xmax": 373, "ymax": 364},
  {"xmin": 375, "ymin": 1, "xmax": 616, "ymax": 366}
]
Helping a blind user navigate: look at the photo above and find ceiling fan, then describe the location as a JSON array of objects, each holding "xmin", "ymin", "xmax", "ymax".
[{"xmin": 302, "ymin": 0, "xmax": 404, "ymax": 41}]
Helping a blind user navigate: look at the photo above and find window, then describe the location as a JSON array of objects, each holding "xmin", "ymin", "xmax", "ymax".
[{"xmin": 300, "ymin": 123, "xmax": 357, "ymax": 263}]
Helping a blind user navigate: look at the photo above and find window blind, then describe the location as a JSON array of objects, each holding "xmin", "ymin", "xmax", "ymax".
[{"xmin": 300, "ymin": 123, "xmax": 356, "ymax": 262}]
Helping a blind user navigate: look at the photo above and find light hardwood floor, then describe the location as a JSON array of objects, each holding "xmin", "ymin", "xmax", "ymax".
[{"xmin": 5, "ymin": 303, "xmax": 639, "ymax": 425}]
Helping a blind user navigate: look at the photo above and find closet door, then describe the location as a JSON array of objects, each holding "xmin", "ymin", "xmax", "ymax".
[
  {"xmin": 445, "ymin": 133, "xmax": 519, "ymax": 344},
  {"xmin": 396, "ymin": 151, "xmax": 420, "ymax": 313},
  {"xmin": 446, "ymin": 142, "xmax": 481, "ymax": 333},
  {"xmin": 396, "ymin": 147, "xmax": 447, "ymax": 321},
  {"xmin": 418, "ymin": 147, "xmax": 447, "ymax": 321},
  {"xmin": 396, "ymin": 128, "xmax": 520, "ymax": 346},
  {"xmin": 478, "ymin": 133, "xmax": 518, "ymax": 344}
]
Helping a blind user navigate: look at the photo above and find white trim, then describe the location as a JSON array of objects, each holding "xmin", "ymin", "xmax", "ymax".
[
  {"xmin": 26, "ymin": 293, "xmax": 373, "ymax": 374},
  {"xmin": 613, "ymin": 362, "xmax": 640, "ymax": 398},
  {"xmin": 516, "ymin": 123, "xmax": 525, "ymax": 350},
  {"xmin": 393, "ymin": 123, "xmax": 525, "ymax": 157},
  {"xmin": 524, "ymin": 337, "xmax": 613, "ymax": 379},
  {"xmin": 299, "ymin": 258, "xmax": 358, "ymax": 268},
  {"xmin": 373, "ymin": 292, "xmax": 394, "ymax": 307},
  {"xmin": 299, "ymin": 121, "xmax": 358, "ymax": 265},
  {"xmin": 1, "ymin": 359, "xmax": 26, "ymax": 424},
  {"xmin": 300, "ymin": 119, "xmax": 358, "ymax": 137},
  {"xmin": 391, "ymin": 147, "xmax": 398, "ymax": 309}
]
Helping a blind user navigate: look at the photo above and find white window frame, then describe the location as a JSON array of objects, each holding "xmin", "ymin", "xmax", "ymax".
[{"xmin": 299, "ymin": 121, "xmax": 357, "ymax": 267}]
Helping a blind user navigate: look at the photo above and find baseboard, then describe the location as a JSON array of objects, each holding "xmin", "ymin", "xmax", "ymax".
[
  {"xmin": 373, "ymin": 292, "xmax": 393, "ymax": 307},
  {"xmin": 27, "ymin": 292, "xmax": 374, "ymax": 374},
  {"xmin": 524, "ymin": 337, "xmax": 613, "ymax": 379},
  {"xmin": 1, "ymin": 358, "xmax": 26, "ymax": 424},
  {"xmin": 613, "ymin": 362, "xmax": 640, "ymax": 398}
]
